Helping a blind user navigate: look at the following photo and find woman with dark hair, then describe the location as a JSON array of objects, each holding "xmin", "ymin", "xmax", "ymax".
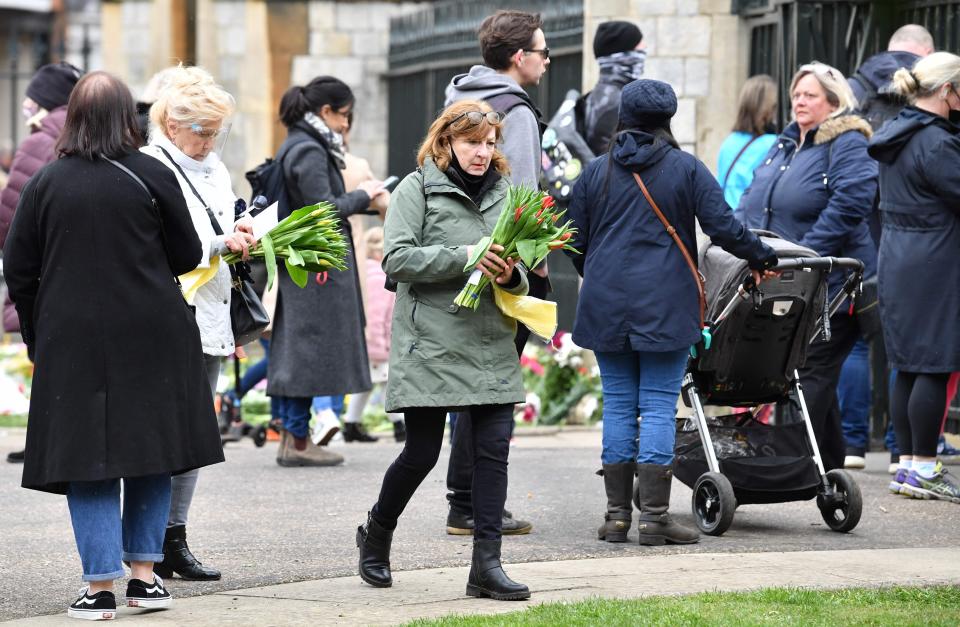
[
  {"xmin": 566, "ymin": 79, "xmax": 777, "ymax": 546},
  {"xmin": 716, "ymin": 74, "xmax": 778, "ymax": 208},
  {"xmin": 3, "ymin": 71, "xmax": 223, "ymax": 619},
  {"xmin": 356, "ymin": 100, "xmax": 530, "ymax": 601},
  {"xmin": 268, "ymin": 76, "xmax": 388, "ymax": 467}
]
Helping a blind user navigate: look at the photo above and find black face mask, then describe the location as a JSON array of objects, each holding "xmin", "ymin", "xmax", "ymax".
[
  {"xmin": 949, "ymin": 109, "xmax": 960, "ymax": 125},
  {"xmin": 764, "ymin": 121, "xmax": 779, "ymax": 135}
]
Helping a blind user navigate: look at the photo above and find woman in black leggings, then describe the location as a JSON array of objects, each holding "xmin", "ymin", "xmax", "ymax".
[
  {"xmin": 868, "ymin": 52, "xmax": 960, "ymax": 503},
  {"xmin": 355, "ymin": 101, "xmax": 532, "ymax": 600}
]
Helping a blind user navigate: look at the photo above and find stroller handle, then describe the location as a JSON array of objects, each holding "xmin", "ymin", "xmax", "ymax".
[{"xmin": 773, "ymin": 257, "xmax": 864, "ymax": 273}]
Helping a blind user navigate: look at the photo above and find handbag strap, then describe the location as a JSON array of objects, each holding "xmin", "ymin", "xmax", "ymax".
[
  {"xmin": 101, "ymin": 155, "xmax": 182, "ymax": 286},
  {"xmin": 632, "ymin": 171, "xmax": 706, "ymax": 328},
  {"xmin": 155, "ymin": 145, "xmax": 225, "ymax": 237},
  {"xmin": 722, "ymin": 135, "xmax": 760, "ymax": 190}
]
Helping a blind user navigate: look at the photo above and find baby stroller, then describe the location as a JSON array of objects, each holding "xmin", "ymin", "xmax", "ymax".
[{"xmin": 661, "ymin": 232, "xmax": 865, "ymax": 536}]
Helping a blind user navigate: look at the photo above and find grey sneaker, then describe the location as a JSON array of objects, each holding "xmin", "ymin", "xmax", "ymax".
[
  {"xmin": 900, "ymin": 464, "xmax": 960, "ymax": 503},
  {"xmin": 889, "ymin": 467, "xmax": 908, "ymax": 495}
]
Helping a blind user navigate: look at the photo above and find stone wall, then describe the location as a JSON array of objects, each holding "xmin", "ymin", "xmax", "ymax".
[{"xmin": 583, "ymin": 0, "xmax": 750, "ymax": 171}]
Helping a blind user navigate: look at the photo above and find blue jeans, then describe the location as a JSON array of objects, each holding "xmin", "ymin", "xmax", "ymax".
[
  {"xmin": 596, "ymin": 349, "xmax": 689, "ymax": 465},
  {"xmin": 839, "ymin": 339, "xmax": 871, "ymax": 455},
  {"xmin": 276, "ymin": 396, "xmax": 313, "ymax": 439},
  {"xmin": 886, "ymin": 368, "xmax": 900, "ymax": 456},
  {"xmin": 312, "ymin": 395, "xmax": 344, "ymax": 417},
  {"xmin": 66, "ymin": 474, "xmax": 171, "ymax": 581}
]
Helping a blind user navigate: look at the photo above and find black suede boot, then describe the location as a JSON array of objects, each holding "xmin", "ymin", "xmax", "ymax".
[
  {"xmin": 343, "ymin": 422, "xmax": 378, "ymax": 443},
  {"xmin": 357, "ymin": 512, "xmax": 393, "ymax": 587},
  {"xmin": 635, "ymin": 463, "xmax": 699, "ymax": 546},
  {"xmin": 597, "ymin": 463, "xmax": 635, "ymax": 542},
  {"xmin": 466, "ymin": 539, "xmax": 530, "ymax": 601},
  {"xmin": 153, "ymin": 525, "xmax": 221, "ymax": 580}
]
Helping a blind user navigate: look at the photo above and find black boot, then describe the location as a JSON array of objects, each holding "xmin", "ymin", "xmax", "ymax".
[
  {"xmin": 357, "ymin": 511, "xmax": 393, "ymax": 587},
  {"xmin": 597, "ymin": 463, "xmax": 635, "ymax": 542},
  {"xmin": 635, "ymin": 464, "xmax": 699, "ymax": 546},
  {"xmin": 153, "ymin": 525, "xmax": 221, "ymax": 580},
  {"xmin": 392, "ymin": 421, "xmax": 406, "ymax": 443},
  {"xmin": 6, "ymin": 449, "xmax": 24, "ymax": 464},
  {"xmin": 466, "ymin": 539, "xmax": 530, "ymax": 601},
  {"xmin": 343, "ymin": 422, "xmax": 378, "ymax": 443}
]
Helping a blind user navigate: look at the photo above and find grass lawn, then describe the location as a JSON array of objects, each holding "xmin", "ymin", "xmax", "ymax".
[
  {"xmin": 0, "ymin": 414, "xmax": 27, "ymax": 428},
  {"xmin": 409, "ymin": 586, "xmax": 960, "ymax": 626}
]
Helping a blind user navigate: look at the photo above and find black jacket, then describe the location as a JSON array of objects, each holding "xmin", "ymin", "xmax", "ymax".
[
  {"xmin": 566, "ymin": 131, "xmax": 775, "ymax": 353},
  {"xmin": 868, "ymin": 107, "xmax": 960, "ymax": 372},
  {"xmin": 581, "ymin": 73, "xmax": 632, "ymax": 155},
  {"xmin": 3, "ymin": 151, "xmax": 224, "ymax": 493}
]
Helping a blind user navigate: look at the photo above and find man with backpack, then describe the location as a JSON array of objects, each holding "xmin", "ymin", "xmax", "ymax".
[{"xmin": 440, "ymin": 9, "xmax": 550, "ymax": 537}]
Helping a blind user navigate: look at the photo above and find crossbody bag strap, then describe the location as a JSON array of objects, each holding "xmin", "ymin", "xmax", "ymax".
[
  {"xmin": 722, "ymin": 135, "xmax": 760, "ymax": 190},
  {"xmin": 632, "ymin": 171, "xmax": 706, "ymax": 328},
  {"xmin": 156, "ymin": 145, "xmax": 225, "ymax": 237},
  {"xmin": 101, "ymin": 155, "xmax": 183, "ymax": 287}
]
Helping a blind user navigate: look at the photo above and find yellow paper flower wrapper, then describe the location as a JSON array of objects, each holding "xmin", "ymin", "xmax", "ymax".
[
  {"xmin": 178, "ymin": 257, "xmax": 220, "ymax": 304},
  {"xmin": 493, "ymin": 286, "xmax": 557, "ymax": 342}
]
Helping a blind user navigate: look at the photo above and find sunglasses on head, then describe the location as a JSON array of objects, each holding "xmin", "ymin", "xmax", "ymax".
[{"xmin": 441, "ymin": 110, "xmax": 503, "ymax": 132}]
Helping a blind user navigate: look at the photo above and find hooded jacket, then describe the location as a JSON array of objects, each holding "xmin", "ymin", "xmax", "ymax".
[
  {"xmin": 868, "ymin": 107, "xmax": 960, "ymax": 372},
  {"xmin": 848, "ymin": 51, "xmax": 921, "ymax": 104},
  {"xmin": 566, "ymin": 131, "xmax": 776, "ymax": 353},
  {"xmin": 0, "ymin": 106, "xmax": 68, "ymax": 332},
  {"xmin": 445, "ymin": 66, "xmax": 542, "ymax": 188},
  {"xmin": 736, "ymin": 115, "xmax": 878, "ymax": 293}
]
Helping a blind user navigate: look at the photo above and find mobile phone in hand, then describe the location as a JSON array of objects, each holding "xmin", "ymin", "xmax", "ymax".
[{"xmin": 382, "ymin": 175, "xmax": 400, "ymax": 192}]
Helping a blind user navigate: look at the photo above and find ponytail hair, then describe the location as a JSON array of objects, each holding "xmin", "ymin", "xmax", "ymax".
[
  {"xmin": 888, "ymin": 52, "xmax": 960, "ymax": 104},
  {"xmin": 279, "ymin": 76, "xmax": 354, "ymax": 128}
]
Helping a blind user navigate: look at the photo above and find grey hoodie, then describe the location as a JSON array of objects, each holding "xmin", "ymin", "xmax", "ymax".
[{"xmin": 444, "ymin": 65, "xmax": 541, "ymax": 189}]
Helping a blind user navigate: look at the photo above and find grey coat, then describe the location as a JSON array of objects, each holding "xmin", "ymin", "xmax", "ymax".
[
  {"xmin": 267, "ymin": 123, "xmax": 372, "ymax": 397},
  {"xmin": 383, "ymin": 158, "xmax": 528, "ymax": 412}
]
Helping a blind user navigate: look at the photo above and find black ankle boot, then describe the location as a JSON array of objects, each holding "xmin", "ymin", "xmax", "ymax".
[
  {"xmin": 635, "ymin": 464, "xmax": 699, "ymax": 546},
  {"xmin": 597, "ymin": 463, "xmax": 635, "ymax": 542},
  {"xmin": 343, "ymin": 422, "xmax": 378, "ymax": 443},
  {"xmin": 357, "ymin": 512, "xmax": 393, "ymax": 587},
  {"xmin": 153, "ymin": 525, "xmax": 221, "ymax": 581},
  {"xmin": 466, "ymin": 539, "xmax": 530, "ymax": 601},
  {"xmin": 392, "ymin": 421, "xmax": 406, "ymax": 443}
]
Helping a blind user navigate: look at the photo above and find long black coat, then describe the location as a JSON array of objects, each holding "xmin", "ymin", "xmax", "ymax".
[
  {"xmin": 868, "ymin": 107, "xmax": 960, "ymax": 372},
  {"xmin": 267, "ymin": 122, "xmax": 372, "ymax": 397},
  {"xmin": 566, "ymin": 131, "xmax": 776, "ymax": 353},
  {"xmin": 3, "ymin": 151, "xmax": 224, "ymax": 494}
]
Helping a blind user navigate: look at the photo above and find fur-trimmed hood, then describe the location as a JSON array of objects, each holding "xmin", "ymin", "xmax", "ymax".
[{"xmin": 813, "ymin": 113, "xmax": 873, "ymax": 145}]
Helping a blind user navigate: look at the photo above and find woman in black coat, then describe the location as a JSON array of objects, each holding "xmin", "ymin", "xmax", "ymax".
[
  {"xmin": 868, "ymin": 52, "xmax": 960, "ymax": 503},
  {"xmin": 268, "ymin": 76, "xmax": 388, "ymax": 467},
  {"xmin": 566, "ymin": 79, "xmax": 777, "ymax": 546},
  {"xmin": 2, "ymin": 72, "xmax": 223, "ymax": 618}
]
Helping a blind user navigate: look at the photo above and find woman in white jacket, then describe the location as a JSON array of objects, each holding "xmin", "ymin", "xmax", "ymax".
[{"xmin": 141, "ymin": 65, "xmax": 254, "ymax": 581}]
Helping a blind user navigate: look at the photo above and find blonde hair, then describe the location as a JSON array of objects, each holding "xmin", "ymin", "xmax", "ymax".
[
  {"xmin": 790, "ymin": 62, "xmax": 857, "ymax": 118},
  {"xmin": 364, "ymin": 226, "xmax": 384, "ymax": 257},
  {"xmin": 149, "ymin": 65, "xmax": 235, "ymax": 135},
  {"xmin": 889, "ymin": 52, "xmax": 960, "ymax": 103},
  {"xmin": 416, "ymin": 100, "xmax": 510, "ymax": 175}
]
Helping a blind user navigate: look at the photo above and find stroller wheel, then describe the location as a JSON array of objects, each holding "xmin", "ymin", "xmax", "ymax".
[
  {"xmin": 818, "ymin": 469, "xmax": 862, "ymax": 533},
  {"xmin": 252, "ymin": 426, "xmax": 268, "ymax": 448},
  {"xmin": 692, "ymin": 472, "xmax": 736, "ymax": 536}
]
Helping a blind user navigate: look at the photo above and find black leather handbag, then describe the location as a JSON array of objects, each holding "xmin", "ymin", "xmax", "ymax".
[{"xmin": 157, "ymin": 147, "xmax": 269, "ymax": 346}]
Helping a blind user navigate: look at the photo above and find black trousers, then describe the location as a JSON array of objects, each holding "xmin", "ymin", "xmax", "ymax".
[
  {"xmin": 445, "ymin": 273, "xmax": 549, "ymax": 515},
  {"xmin": 791, "ymin": 312, "xmax": 862, "ymax": 472},
  {"xmin": 891, "ymin": 371, "xmax": 951, "ymax": 458},
  {"xmin": 373, "ymin": 404, "xmax": 514, "ymax": 540}
]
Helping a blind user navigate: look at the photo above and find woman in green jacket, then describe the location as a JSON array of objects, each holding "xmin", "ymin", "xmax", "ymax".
[{"xmin": 356, "ymin": 100, "xmax": 531, "ymax": 601}]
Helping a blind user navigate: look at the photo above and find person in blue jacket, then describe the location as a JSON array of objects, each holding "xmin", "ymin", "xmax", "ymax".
[
  {"xmin": 868, "ymin": 52, "xmax": 960, "ymax": 504},
  {"xmin": 716, "ymin": 74, "xmax": 779, "ymax": 209},
  {"xmin": 566, "ymin": 79, "xmax": 777, "ymax": 546},
  {"xmin": 736, "ymin": 62, "xmax": 878, "ymax": 473}
]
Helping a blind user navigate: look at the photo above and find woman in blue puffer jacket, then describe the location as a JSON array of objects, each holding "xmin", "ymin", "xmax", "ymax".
[
  {"xmin": 567, "ymin": 79, "xmax": 777, "ymax": 547},
  {"xmin": 736, "ymin": 62, "xmax": 878, "ymax": 473}
]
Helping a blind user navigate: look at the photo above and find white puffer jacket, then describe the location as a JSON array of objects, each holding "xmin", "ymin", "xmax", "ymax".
[{"xmin": 142, "ymin": 135, "xmax": 237, "ymax": 356}]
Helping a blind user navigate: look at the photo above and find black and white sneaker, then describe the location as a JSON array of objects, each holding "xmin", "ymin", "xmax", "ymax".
[
  {"xmin": 125, "ymin": 575, "xmax": 172, "ymax": 609},
  {"xmin": 67, "ymin": 588, "xmax": 116, "ymax": 621}
]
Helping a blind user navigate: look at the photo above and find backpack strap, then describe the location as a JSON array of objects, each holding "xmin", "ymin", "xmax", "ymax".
[
  {"xmin": 722, "ymin": 135, "xmax": 760, "ymax": 190},
  {"xmin": 632, "ymin": 171, "xmax": 706, "ymax": 328},
  {"xmin": 485, "ymin": 93, "xmax": 547, "ymax": 137}
]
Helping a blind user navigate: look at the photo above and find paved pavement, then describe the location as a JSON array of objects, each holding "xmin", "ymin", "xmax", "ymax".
[{"xmin": 1, "ymin": 426, "xmax": 958, "ymax": 624}]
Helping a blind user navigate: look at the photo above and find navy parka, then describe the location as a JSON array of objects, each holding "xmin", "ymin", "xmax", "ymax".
[
  {"xmin": 868, "ymin": 107, "xmax": 960, "ymax": 372},
  {"xmin": 566, "ymin": 131, "xmax": 776, "ymax": 353},
  {"xmin": 736, "ymin": 115, "xmax": 878, "ymax": 292}
]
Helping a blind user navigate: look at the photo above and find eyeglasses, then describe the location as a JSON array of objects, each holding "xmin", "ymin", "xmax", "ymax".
[
  {"xmin": 798, "ymin": 63, "xmax": 839, "ymax": 81},
  {"xmin": 523, "ymin": 48, "xmax": 550, "ymax": 60},
  {"xmin": 185, "ymin": 123, "xmax": 228, "ymax": 139},
  {"xmin": 441, "ymin": 110, "xmax": 503, "ymax": 132}
]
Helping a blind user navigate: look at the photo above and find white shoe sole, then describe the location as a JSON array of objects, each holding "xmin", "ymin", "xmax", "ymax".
[
  {"xmin": 67, "ymin": 607, "xmax": 116, "ymax": 620},
  {"xmin": 127, "ymin": 597, "xmax": 172, "ymax": 609}
]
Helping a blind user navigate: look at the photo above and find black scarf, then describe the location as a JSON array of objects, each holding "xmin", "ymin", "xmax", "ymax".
[{"xmin": 446, "ymin": 154, "xmax": 500, "ymax": 206}]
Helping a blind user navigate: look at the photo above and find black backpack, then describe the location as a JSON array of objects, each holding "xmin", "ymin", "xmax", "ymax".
[
  {"xmin": 851, "ymin": 73, "xmax": 905, "ymax": 132},
  {"xmin": 540, "ymin": 89, "xmax": 595, "ymax": 205},
  {"xmin": 244, "ymin": 137, "xmax": 310, "ymax": 218}
]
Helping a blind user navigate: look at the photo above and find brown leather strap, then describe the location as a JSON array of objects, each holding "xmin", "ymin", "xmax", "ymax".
[{"xmin": 632, "ymin": 171, "xmax": 706, "ymax": 328}]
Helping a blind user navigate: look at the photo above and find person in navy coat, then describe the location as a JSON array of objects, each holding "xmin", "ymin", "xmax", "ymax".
[
  {"xmin": 567, "ymin": 79, "xmax": 777, "ymax": 546},
  {"xmin": 868, "ymin": 52, "xmax": 960, "ymax": 503},
  {"xmin": 736, "ymin": 62, "xmax": 878, "ymax": 473}
]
